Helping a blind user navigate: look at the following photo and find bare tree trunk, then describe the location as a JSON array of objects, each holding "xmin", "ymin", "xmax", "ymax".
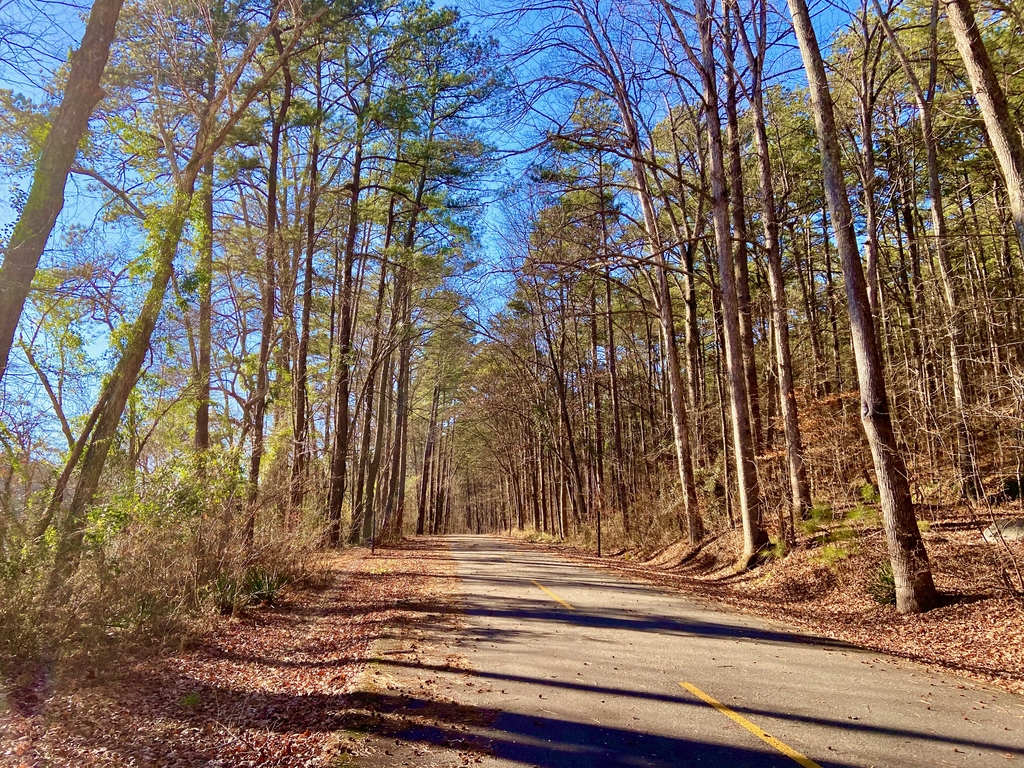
[
  {"xmin": 290, "ymin": 59, "xmax": 321, "ymax": 518},
  {"xmin": 853, "ymin": 0, "xmax": 882, "ymax": 318},
  {"xmin": 945, "ymin": 0, "xmax": 1024, "ymax": 259},
  {"xmin": 362, "ymin": 347, "xmax": 394, "ymax": 542},
  {"xmin": 571, "ymin": 5, "xmax": 702, "ymax": 543},
  {"xmin": 0, "ymin": 0, "xmax": 125, "ymax": 382},
  {"xmin": 381, "ymin": 137, "xmax": 433, "ymax": 538},
  {"xmin": 876, "ymin": 0, "xmax": 980, "ymax": 497},
  {"xmin": 417, "ymin": 382, "xmax": 441, "ymax": 535},
  {"xmin": 589, "ymin": 286, "xmax": 606, "ymax": 510},
  {"xmin": 667, "ymin": 0, "xmax": 764, "ymax": 563},
  {"xmin": 350, "ymin": 252, "xmax": 391, "ymax": 543},
  {"xmin": 604, "ymin": 267, "xmax": 628, "ymax": 529},
  {"xmin": 723, "ymin": 7, "xmax": 763, "ymax": 452},
  {"xmin": 733, "ymin": 0, "xmax": 813, "ymax": 521},
  {"xmin": 326, "ymin": 128, "xmax": 364, "ymax": 545},
  {"xmin": 195, "ymin": 47, "xmax": 216, "ymax": 452},
  {"xmin": 535, "ymin": 281, "xmax": 589, "ymax": 526},
  {"xmin": 788, "ymin": 0, "xmax": 938, "ymax": 612},
  {"xmin": 246, "ymin": 54, "xmax": 292, "ymax": 543}
]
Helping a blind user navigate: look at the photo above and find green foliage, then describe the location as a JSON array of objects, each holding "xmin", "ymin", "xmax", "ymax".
[
  {"xmin": 798, "ymin": 503, "xmax": 833, "ymax": 536},
  {"xmin": 859, "ymin": 482, "xmax": 880, "ymax": 505},
  {"xmin": 0, "ymin": 448, "xmax": 321, "ymax": 664},
  {"xmin": 867, "ymin": 559, "xmax": 897, "ymax": 606},
  {"xmin": 209, "ymin": 567, "xmax": 290, "ymax": 614},
  {"xmin": 803, "ymin": 504, "xmax": 863, "ymax": 568},
  {"xmin": 765, "ymin": 539, "xmax": 789, "ymax": 559},
  {"xmin": 843, "ymin": 505, "xmax": 879, "ymax": 526},
  {"xmin": 811, "ymin": 542, "xmax": 857, "ymax": 566},
  {"xmin": 244, "ymin": 568, "xmax": 289, "ymax": 605},
  {"xmin": 819, "ymin": 526, "xmax": 857, "ymax": 544}
]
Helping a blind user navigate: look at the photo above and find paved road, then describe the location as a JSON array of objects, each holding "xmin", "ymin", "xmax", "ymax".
[{"xmin": 380, "ymin": 536, "xmax": 1024, "ymax": 767}]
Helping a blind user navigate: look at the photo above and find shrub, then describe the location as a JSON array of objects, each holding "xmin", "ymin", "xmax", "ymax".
[
  {"xmin": 243, "ymin": 567, "xmax": 290, "ymax": 605},
  {"xmin": 798, "ymin": 503, "xmax": 833, "ymax": 536},
  {"xmin": 0, "ymin": 448, "xmax": 325, "ymax": 664}
]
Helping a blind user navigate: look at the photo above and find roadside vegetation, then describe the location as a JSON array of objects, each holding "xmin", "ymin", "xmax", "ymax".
[{"xmin": 2, "ymin": 0, "xmax": 1024, "ymax": 739}]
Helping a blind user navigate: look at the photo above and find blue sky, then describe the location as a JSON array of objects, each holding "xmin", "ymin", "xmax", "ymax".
[{"xmin": 0, "ymin": 0, "xmax": 862, "ymax": 447}]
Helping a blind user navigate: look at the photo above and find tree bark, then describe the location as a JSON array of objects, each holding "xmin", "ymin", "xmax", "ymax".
[
  {"xmin": 788, "ymin": 0, "xmax": 938, "ymax": 612},
  {"xmin": 326, "ymin": 131, "xmax": 364, "ymax": 545},
  {"xmin": 195, "ymin": 148, "xmax": 214, "ymax": 453},
  {"xmin": 945, "ymin": 0, "xmax": 1024, "ymax": 259},
  {"xmin": 875, "ymin": 0, "xmax": 980, "ymax": 497},
  {"xmin": 733, "ymin": 0, "xmax": 813, "ymax": 521},
  {"xmin": 246, "ymin": 53, "xmax": 292, "ymax": 544},
  {"xmin": 571, "ymin": 4, "xmax": 702, "ymax": 543},
  {"xmin": 669, "ymin": 0, "xmax": 764, "ymax": 563},
  {"xmin": 723, "ymin": 7, "xmax": 763, "ymax": 452},
  {"xmin": 290, "ymin": 60, "xmax": 321, "ymax": 517},
  {"xmin": 417, "ymin": 381, "xmax": 441, "ymax": 535}
]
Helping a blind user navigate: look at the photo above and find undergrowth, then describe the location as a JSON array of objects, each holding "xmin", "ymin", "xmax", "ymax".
[
  {"xmin": 0, "ymin": 450, "xmax": 328, "ymax": 666},
  {"xmin": 867, "ymin": 559, "xmax": 897, "ymax": 605}
]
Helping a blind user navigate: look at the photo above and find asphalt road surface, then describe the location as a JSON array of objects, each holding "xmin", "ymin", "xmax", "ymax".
[{"xmin": 384, "ymin": 536, "xmax": 1024, "ymax": 768}]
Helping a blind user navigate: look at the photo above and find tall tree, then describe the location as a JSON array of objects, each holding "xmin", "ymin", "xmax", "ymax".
[
  {"xmin": 944, "ymin": 0, "xmax": 1024, "ymax": 260},
  {"xmin": 0, "ymin": 0, "xmax": 125, "ymax": 382},
  {"xmin": 787, "ymin": 0, "xmax": 938, "ymax": 612}
]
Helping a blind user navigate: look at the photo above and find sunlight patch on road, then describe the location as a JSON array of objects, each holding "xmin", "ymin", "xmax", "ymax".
[
  {"xmin": 679, "ymin": 682, "xmax": 823, "ymax": 768},
  {"xmin": 530, "ymin": 580, "xmax": 575, "ymax": 610}
]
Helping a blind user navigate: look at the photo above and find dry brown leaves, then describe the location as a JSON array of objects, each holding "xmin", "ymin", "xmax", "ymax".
[
  {"xmin": 524, "ymin": 522, "xmax": 1024, "ymax": 696},
  {"xmin": 0, "ymin": 540, "xmax": 458, "ymax": 767}
]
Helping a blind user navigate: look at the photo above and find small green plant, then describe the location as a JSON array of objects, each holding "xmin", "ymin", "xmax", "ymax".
[
  {"xmin": 843, "ymin": 505, "xmax": 878, "ymax": 525},
  {"xmin": 798, "ymin": 503, "xmax": 833, "ymax": 536},
  {"xmin": 810, "ymin": 540, "xmax": 857, "ymax": 566},
  {"xmin": 820, "ymin": 527, "xmax": 857, "ymax": 544},
  {"xmin": 867, "ymin": 559, "xmax": 897, "ymax": 605},
  {"xmin": 210, "ymin": 573, "xmax": 246, "ymax": 615},
  {"xmin": 181, "ymin": 692, "xmax": 201, "ymax": 707},
  {"xmin": 917, "ymin": 519, "xmax": 930, "ymax": 534},
  {"xmin": 208, "ymin": 568, "xmax": 290, "ymax": 613},
  {"xmin": 765, "ymin": 539, "xmax": 788, "ymax": 559},
  {"xmin": 859, "ymin": 482, "xmax": 880, "ymax": 505},
  {"xmin": 243, "ymin": 567, "xmax": 289, "ymax": 605}
]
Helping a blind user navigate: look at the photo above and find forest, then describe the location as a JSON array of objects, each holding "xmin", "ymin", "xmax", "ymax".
[{"xmin": 2, "ymin": 0, "xmax": 1024, "ymax": 673}]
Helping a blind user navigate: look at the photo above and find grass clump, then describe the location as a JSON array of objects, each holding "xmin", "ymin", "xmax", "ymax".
[
  {"xmin": 843, "ymin": 505, "xmax": 879, "ymax": 525},
  {"xmin": 867, "ymin": 559, "xmax": 897, "ymax": 605},
  {"xmin": 859, "ymin": 482, "xmax": 880, "ymax": 505},
  {"xmin": 765, "ymin": 539, "xmax": 789, "ymax": 559}
]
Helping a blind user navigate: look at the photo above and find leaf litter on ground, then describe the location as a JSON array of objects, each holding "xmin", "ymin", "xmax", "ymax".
[{"xmin": 0, "ymin": 540, "xmax": 465, "ymax": 767}]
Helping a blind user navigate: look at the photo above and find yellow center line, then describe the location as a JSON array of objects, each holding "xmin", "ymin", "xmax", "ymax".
[
  {"xmin": 531, "ymin": 579, "xmax": 575, "ymax": 610},
  {"xmin": 679, "ymin": 682, "xmax": 823, "ymax": 768}
]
